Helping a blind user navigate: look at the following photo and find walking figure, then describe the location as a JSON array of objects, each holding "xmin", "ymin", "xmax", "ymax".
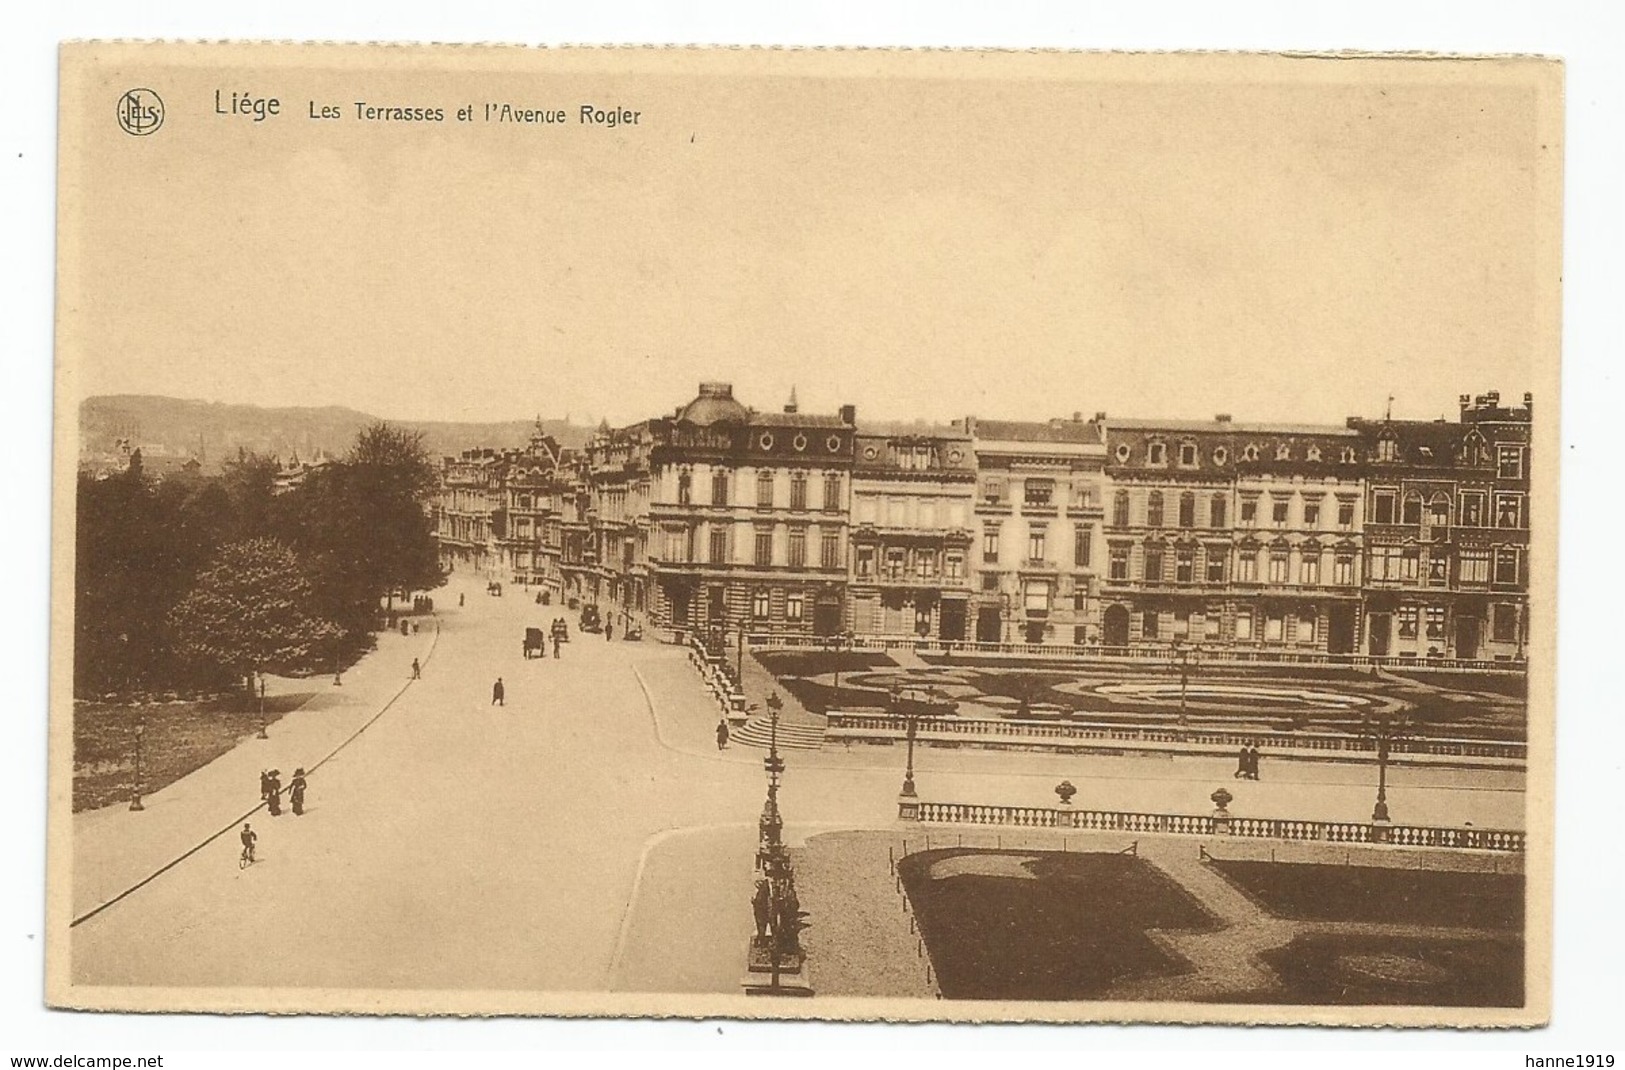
[
  {"xmin": 492, "ymin": 677, "xmax": 505, "ymax": 706},
  {"xmin": 459, "ymin": 592, "xmax": 465, "ymax": 607},
  {"xmin": 265, "ymin": 769, "xmax": 283, "ymax": 816},
  {"xmin": 1246, "ymin": 743, "xmax": 1262, "ymax": 781},
  {"xmin": 1233, "ymin": 746, "xmax": 1249, "ymax": 779},
  {"xmin": 716, "ymin": 719, "xmax": 730, "ymax": 750},
  {"xmin": 412, "ymin": 657, "xmax": 421, "ymax": 679},
  {"xmin": 552, "ymin": 633, "xmax": 562, "ymax": 659},
  {"xmin": 605, "ymin": 622, "xmax": 614, "ymax": 642},
  {"xmin": 289, "ymin": 768, "xmax": 307, "ymax": 816}
]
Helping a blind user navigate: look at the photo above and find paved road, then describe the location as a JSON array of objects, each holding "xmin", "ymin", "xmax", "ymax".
[{"xmin": 69, "ymin": 575, "xmax": 1525, "ymax": 993}]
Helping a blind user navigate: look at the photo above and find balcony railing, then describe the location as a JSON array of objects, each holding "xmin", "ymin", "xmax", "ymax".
[{"xmin": 901, "ymin": 801, "xmax": 1524, "ymax": 852}]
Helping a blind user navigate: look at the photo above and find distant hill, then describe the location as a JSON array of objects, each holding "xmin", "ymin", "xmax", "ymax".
[{"xmin": 79, "ymin": 395, "xmax": 591, "ymax": 475}]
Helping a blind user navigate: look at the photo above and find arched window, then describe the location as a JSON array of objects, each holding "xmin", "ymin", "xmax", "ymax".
[
  {"xmin": 1428, "ymin": 492, "xmax": 1451, "ymax": 528},
  {"xmin": 1402, "ymin": 493, "xmax": 1423, "ymax": 525},
  {"xmin": 756, "ymin": 469, "xmax": 775, "ymax": 508},
  {"xmin": 1242, "ymin": 444, "xmax": 1260, "ymax": 462},
  {"xmin": 1112, "ymin": 490, "xmax": 1130, "ymax": 528},
  {"xmin": 711, "ymin": 469, "xmax": 729, "ymax": 505},
  {"xmin": 1178, "ymin": 492, "xmax": 1195, "ymax": 528},
  {"xmin": 1146, "ymin": 491, "xmax": 1164, "ymax": 528}
]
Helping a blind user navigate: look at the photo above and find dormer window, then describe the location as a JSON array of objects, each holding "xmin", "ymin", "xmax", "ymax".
[
  {"xmin": 1114, "ymin": 444, "xmax": 1131, "ymax": 463},
  {"xmin": 1147, "ymin": 441, "xmax": 1167, "ymax": 466},
  {"xmin": 1212, "ymin": 446, "xmax": 1229, "ymax": 466},
  {"xmin": 1377, "ymin": 436, "xmax": 1398, "ymax": 462},
  {"xmin": 1178, "ymin": 441, "xmax": 1198, "ymax": 467},
  {"xmin": 1339, "ymin": 446, "xmax": 1356, "ymax": 464},
  {"xmin": 1242, "ymin": 444, "xmax": 1260, "ymax": 462},
  {"xmin": 1306, "ymin": 445, "xmax": 1322, "ymax": 462},
  {"xmin": 1275, "ymin": 443, "xmax": 1292, "ymax": 461}
]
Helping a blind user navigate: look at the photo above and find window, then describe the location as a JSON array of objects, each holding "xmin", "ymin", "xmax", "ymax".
[
  {"xmin": 1240, "ymin": 497, "xmax": 1258, "ymax": 525},
  {"xmin": 1497, "ymin": 446, "xmax": 1524, "ymax": 479},
  {"xmin": 983, "ymin": 524, "xmax": 1001, "ymax": 563},
  {"xmin": 821, "ymin": 531, "xmax": 841, "ymax": 570},
  {"xmin": 1398, "ymin": 605, "xmax": 1419, "ymax": 638},
  {"xmin": 1176, "ymin": 547, "xmax": 1195, "ymax": 584},
  {"xmin": 1401, "ymin": 546, "xmax": 1420, "ymax": 582},
  {"xmin": 1112, "ymin": 490, "xmax": 1130, "ymax": 528},
  {"xmin": 1337, "ymin": 499, "xmax": 1355, "ymax": 530},
  {"xmin": 1369, "ymin": 545, "xmax": 1403, "ymax": 582},
  {"xmin": 1275, "ymin": 443, "xmax": 1292, "ymax": 461},
  {"xmin": 1428, "ymin": 494, "xmax": 1451, "ymax": 528},
  {"xmin": 1024, "ymin": 581, "xmax": 1052, "ymax": 613},
  {"xmin": 1024, "ymin": 479, "xmax": 1054, "ymax": 507},
  {"xmin": 1460, "ymin": 491, "xmax": 1486, "ymax": 527},
  {"xmin": 1300, "ymin": 554, "xmax": 1320, "ymax": 585},
  {"xmin": 1074, "ymin": 625, "xmax": 1089, "ymax": 646},
  {"xmin": 754, "ymin": 527, "xmax": 773, "ymax": 567},
  {"xmin": 1242, "ymin": 444, "xmax": 1260, "ymax": 462},
  {"xmin": 1303, "ymin": 499, "xmax": 1321, "ymax": 528},
  {"xmin": 677, "ymin": 471, "xmax": 692, "ymax": 506},
  {"xmin": 1074, "ymin": 526, "xmax": 1092, "ymax": 567},
  {"xmin": 982, "ymin": 478, "xmax": 1006, "ymax": 505},
  {"xmin": 945, "ymin": 552, "xmax": 963, "ymax": 580},
  {"xmin": 711, "ymin": 470, "xmax": 729, "ymax": 506},
  {"xmin": 1492, "ymin": 603, "xmax": 1519, "ymax": 642},
  {"xmin": 1210, "ymin": 495, "xmax": 1227, "ymax": 528},
  {"xmin": 1334, "ymin": 554, "xmax": 1355, "ymax": 585},
  {"xmin": 856, "ymin": 546, "xmax": 874, "ymax": 577},
  {"xmin": 915, "ymin": 550, "xmax": 933, "ymax": 578},
  {"xmin": 1178, "ymin": 442, "xmax": 1198, "ymax": 467},
  {"xmin": 1236, "ymin": 548, "xmax": 1258, "ymax": 583},
  {"xmin": 1143, "ymin": 545, "xmax": 1164, "ymax": 584},
  {"xmin": 1494, "ymin": 546, "xmax": 1520, "ymax": 585},
  {"xmin": 1427, "ymin": 554, "xmax": 1448, "ymax": 584},
  {"xmin": 663, "ymin": 525, "xmax": 690, "ymax": 563},
  {"xmin": 1148, "ymin": 441, "xmax": 1167, "ymax": 465},
  {"xmin": 1340, "ymin": 446, "xmax": 1357, "ymax": 464},
  {"xmin": 1402, "ymin": 494, "xmax": 1423, "ymax": 525},
  {"xmin": 1495, "ymin": 493, "xmax": 1524, "ymax": 528},
  {"xmin": 1178, "ymin": 493, "xmax": 1195, "ymax": 528},
  {"xmin": 1377, "ymin": 436, "xmax": 1398, "ymax": 462},
  {"xmin": 787, "ymin": 527, "xmax": 806, "ymax": 568},
  {"xmin": 981, "ymin": 573, "xmax": 1000, "ymax": 592},
  {"xmin": 823, "ymin": 473, "xmax": 842, "ymax": 512},
  {"xmin": 756, "ymin": 470, "xmax": 775, "ymax": 508},
  {"xmin": 1271, "ymin": 497, "xmax": 1289, "ymax": 528},
  {"xmin": 1205, "ymin": 546, "xmax": 1226, "ymax": 583},
  {"xmin": 786, "ymin": 592, "xmax": 804, "ymax": 621},
  {"xmin": 789, "ymin": 472, "xmax": 807, "ymax": 511},
  {"xmin": 1234, "ymin": 611, "xmax": 1253, "ymax": 641},
  {"xmin": 1142, "ymin": 610, "xmax": 1160, "ymax": 640},
  {"xmin": 1425, "ymin": 606, "xmax": 1447, "ymax": 642},
  {"xmin": 1073, "ymin": 591, "xmax": 1087, "ymax": 611},
  {"xmin": 1265, "ymin": 614, "xmax": 1284, "ymax": 642},
  {"xmin": 1204, "ymin": 612, "xmax": 1221, "ymax": 639},
  {"xmin": 1173, "ymin": 610, "xmax": 1191, "ymax": 638},
  {"xmin": 1306, "ymin": 445, "xmax": 1322, "ymax": 462},
  {"xmin": 1028, "ymin": 525, "xmax": 1047, "ymax": 562},
  {"xmin": 1268, "ymin": 547, "xmax": 1290, "ymax": 584},
  {"xmin": 752, "ymin": 589, "xmax": 771, "ymax": 620},
  {"xmin": 1373, "ymin": 490, "xmax": 1396, "ymax": 525},
  {"xmin": 1109, "ymin": 544, "xmax": 1130, "ymax": 581},
  {"xmin": 1147, "ymin": 492, "xmax": 1164, "ymax": 528},
  {"xmin": 709, "ymin": 526, "xmax": 729, "ymax": 564},
  {"xmin": 1459, "ymin": 550, "xmax": 1490, "ymax": 584},
  {"xmin": 1297, "ymin": 613, "xmax": 1317, "ymax": 645}
]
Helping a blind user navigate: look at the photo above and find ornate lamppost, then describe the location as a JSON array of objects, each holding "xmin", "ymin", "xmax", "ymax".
[
  {"xmin": 129, "ymin": 715, "xmax": 146, "ymax": 812},
  {"xmin": 746, "ymin": 690, "xmax": 811, "ymax": 996},
  {"xmin": 256, "ymin": 671, "xmax": 269, "ymax": 739},
  {"xmin": 1172, "ymin": 640, "xmax": 1198, "ymax": 729},
  {"xmin": 897, "ymin": 686, "xmax": 919, "ymax": 799},
  {"xmin": 1362, "ymin": 709, "xmax": 1408, "ymax": 836}
]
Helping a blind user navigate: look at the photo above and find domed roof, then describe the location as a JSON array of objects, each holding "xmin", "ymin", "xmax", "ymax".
[{"xmin": 677, "ymin": 382, "xmax": 750, "ymax": 426}]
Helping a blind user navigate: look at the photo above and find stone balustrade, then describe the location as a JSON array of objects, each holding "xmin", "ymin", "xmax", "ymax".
[{"xmin": 904, "ymin": 800, "xmax": 1525, "ymax": 852}]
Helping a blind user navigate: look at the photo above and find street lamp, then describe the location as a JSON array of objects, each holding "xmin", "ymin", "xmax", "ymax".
[
  {"xmin": 1172, "ymin": 641, "xmax": 1197, "ymax": 729},
  {"xmin": 1362, "ymin": 709, "xmax": 1408, "ymax": 827},
  {"xmin": 129, "ymin": 715, "xmax": 146, "ymax": 812},
  {"xmin": 256, "ymin": 672, "xmax": 268, "ymax": 739}
]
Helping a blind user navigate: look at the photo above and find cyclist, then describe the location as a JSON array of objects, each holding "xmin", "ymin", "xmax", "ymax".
[{"xmin": 239, "ymin": 822, "xmax": 257, "ymax": 866}]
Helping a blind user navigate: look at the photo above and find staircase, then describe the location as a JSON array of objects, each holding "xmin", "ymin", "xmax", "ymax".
[
  {"xmin": 731, "ymin": 714, "xmax": 827, "ymax": 751},
  {"xmin": 738, "ymin": 649, "xmax": 826, "ymax": 728}
]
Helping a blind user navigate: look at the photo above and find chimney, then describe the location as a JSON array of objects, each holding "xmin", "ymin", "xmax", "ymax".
[
  {"xmin": 1093, "ymin": 411, "xmax": 1106, "ymax": 423},
  {"xmin": 1215, "ymin": 413, "xmax": 1232, "ymax": 423},
  {"xmin": 699, "ymin": 381, "xmax": 734, "ymax": 399},
  {"xmin": 1459, "ymin": 393, "xmax": 1472, "ymax": 411},
  {"xmin": 839, "ymin": 403, "xmax": 856, "ymax": 425},
  {"xmin": 784, "ymin": 385, "xmax": 799, "ymax": 415},
  {"xmin": 1073, "ymin": 411, "xmax": 1083, "ymax": 423},
  {"xmin": 1523, "ymin": 392, "xmax": 1533, "ymax": 410},
  {"xmin": 1485, "ymin": 390, "xmax": 1500, "ymax": 407}
]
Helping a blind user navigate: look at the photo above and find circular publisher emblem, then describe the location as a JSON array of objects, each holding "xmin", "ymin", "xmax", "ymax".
[{"xmin": 117, "ymin": 88, "xmax": 165, "ymax": 136}]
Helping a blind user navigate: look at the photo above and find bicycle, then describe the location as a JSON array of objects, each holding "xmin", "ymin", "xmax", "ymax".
[{"xmin": 240, "ymin": 844, "xmax": 256, "ymax": 869}]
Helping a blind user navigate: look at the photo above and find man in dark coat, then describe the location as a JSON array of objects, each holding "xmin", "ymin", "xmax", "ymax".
[
  {"xmin": 1234, "ymin": 746, "xmax": 1249, "ymax": 779},
  {"xmin": 289, "ymin": 768, "xmax": 307, "ymax": 815},
  {"xmin": 716, "ymin": 719, "xmax": 730, "ymax": 750},
  {"xmin": 492, "ymin": 677, "xmax": 505, "ymax": 706},
  {"xmin": 1247, "ymin": 744, "xmax": 1262, "ymax": 780}
]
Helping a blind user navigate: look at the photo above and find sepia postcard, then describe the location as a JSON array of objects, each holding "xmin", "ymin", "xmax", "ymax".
[{"xmin": 48, "ymin": 42, "xmax": 1562, "ymax": 1025}]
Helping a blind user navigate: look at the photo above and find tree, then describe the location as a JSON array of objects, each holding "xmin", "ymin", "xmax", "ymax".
[{"xmin": 167, "ymin": 538, "xmax": 340, "ymax": 689}]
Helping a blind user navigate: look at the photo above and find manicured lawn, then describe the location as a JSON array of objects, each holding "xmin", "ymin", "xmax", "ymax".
[
  {"xmin": 753, "ymin": 651, "xmax": 897, "ymax": 678},
  {"xmin": 72, "ymin": 692, "xmax": 314, "ymax": 812},
  {"xmin": 778, "ymin": 678, "xmax": 893, "ymax": 714},
  {"xmin": 1252, "ymin": 934, "xmax": 1524, "ymax": 1007},
  {"xmin": 898, "ymin": 848, "xmax": 1216, "ymax": 1000},
  {"xmin": 1386, "ymin": 670, "xmax": 1528, "ymax": 699},
  {"xmin": 1210, "ymin": 861, "xmax": 1524, "ymax": 930}
]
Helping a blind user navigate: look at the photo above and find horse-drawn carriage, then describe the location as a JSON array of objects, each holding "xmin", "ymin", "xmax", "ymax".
[
  {"xmin": 523, "ymin": 627, "xmax": 545, "ymax": 658},
  {"xmin": 580, "ymin": 604, "xmax": 602, "ymax": 634}
]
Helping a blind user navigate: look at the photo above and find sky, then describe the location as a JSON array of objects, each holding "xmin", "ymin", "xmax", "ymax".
[{"xmin": 61, "ymin": 48, "xmax": 1559, "ymax": 429}]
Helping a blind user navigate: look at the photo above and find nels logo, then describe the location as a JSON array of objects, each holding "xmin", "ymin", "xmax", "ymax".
[{"xmin": 117, "ymin": 88, "xmax": 164, "ymax": 136}]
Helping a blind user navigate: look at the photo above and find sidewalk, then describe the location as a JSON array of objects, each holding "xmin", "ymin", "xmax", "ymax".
[{"xmin": 70, "ymin": 618, "xmax": 442, "ymax": 920}]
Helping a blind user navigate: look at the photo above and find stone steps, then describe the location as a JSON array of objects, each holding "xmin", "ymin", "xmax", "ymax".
[{"xmin": 730, "ymin": 716, "xmax": 826, "ymax": 751}]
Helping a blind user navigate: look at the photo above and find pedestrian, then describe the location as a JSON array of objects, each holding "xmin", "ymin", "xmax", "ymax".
[
  {"xmin": 412, "ymin": 657, "xmax": 421, "ymax": 679},
  {"xmin": 605, "ymin": 621, "xmax": 614, "ymax": 642},
  {"xmin": 1233, "ymin": 745, "xmax": 1249, "ymax": 779},
  {"xmin": 492, "ymin": 677, "xmax": 505, "ymax": 706},
  {"xmin": 266, "ymin": 769, "xmax": 283, "ymax": 816},
  {"xmin": 412, "ymin": 620, "xmax": 419, "ymax": 634},
  {"xmin": 239, "ymin": 822, "xmax": 257, "ymax": 865},
  {"xmin": 259, "ymin": 769, "xmax": 271, "ymax": 805},
  {"xmin": 289, "ymin": 768, "xmax": 307, "ymax": 815},
  {"xmin": 716, "ymin": 719, "xmax": 730, "ymax": 750},
  {"xmin": 1247, "ymin": 743, "xmax": 1262, "ymax": 781},
  {"xmin": 459, "ymin": 592, "xmax": 465, "ymax": 607}
]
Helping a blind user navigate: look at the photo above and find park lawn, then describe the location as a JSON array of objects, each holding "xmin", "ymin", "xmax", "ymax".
[
  {"xmin": 898, "ymin": 848, "xmax": 1216, "ymax": 1000},
  {"xmin": 72, "ymin": 692, "xmax": 315, "ymax": 812},
  {"xmin": 1209, "ymin": 860, "xmax": 1524, "ymax": 930},
  {"xmin": 1251, "ymin": 934, "xmax": 1524, "ymax": 1007},
  {"xmin": 753, "ymin": 650, "xmax": 897, "ymax": 678}
]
